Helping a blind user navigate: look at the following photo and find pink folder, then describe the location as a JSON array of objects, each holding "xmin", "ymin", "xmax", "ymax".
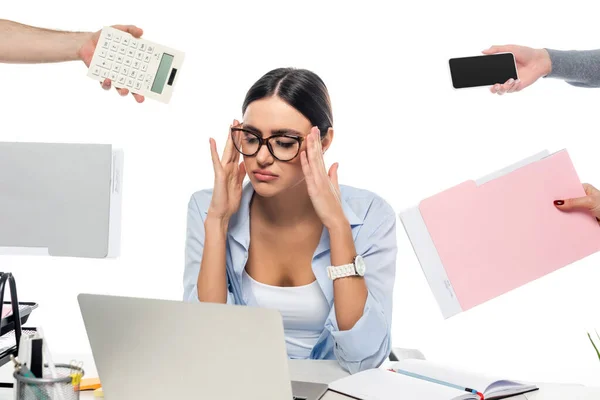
[{"xmin": 400, "ymin": 149, "xmax": 600, "ymax": 318}]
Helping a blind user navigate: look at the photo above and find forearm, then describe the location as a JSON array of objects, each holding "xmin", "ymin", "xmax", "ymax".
[
  {"xmin": 328, "ymin": 219, "xmax": 368, "ymax": 331},
  {"xmin": 545, "ymin": 48, "xmax": 600, "ymax": 88},
  {"xmin": 197, "ymin": 215, "xmax": 230, "ymax": 303},
  {"xmin": 0, "ymin": 19, "xmax": 91, "ymax": 63}
]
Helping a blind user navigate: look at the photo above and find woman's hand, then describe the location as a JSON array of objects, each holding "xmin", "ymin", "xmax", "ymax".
[
  {"xmin": 554, "ymin": 183, "xmax": 600, "ymax": 225},
  {"xmin": 300, "ymin": 127, "xmax": 347, "ymax": 230},
  {"xmin": 207, "ymin": 120, "xmax": 247, "ymax": 222},
  {"xmin": 482, "ymin": 44, "xmax": 552, "ymax": 95}
]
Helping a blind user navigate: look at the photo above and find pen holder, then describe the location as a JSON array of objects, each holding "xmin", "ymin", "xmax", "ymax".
[{"xmin": 14, "ymin": 363, "xmax": 84, "ymax": 400}]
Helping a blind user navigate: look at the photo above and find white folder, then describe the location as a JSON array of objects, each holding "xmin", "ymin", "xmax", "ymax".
[{"xmin": 0, "ymin": 142, "xmax": 123, "ymax": 258}]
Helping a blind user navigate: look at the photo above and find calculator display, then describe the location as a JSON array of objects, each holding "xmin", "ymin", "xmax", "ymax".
[{"xmin": 151, "ymin": 53, "xmax": 175, "ymax": 94}]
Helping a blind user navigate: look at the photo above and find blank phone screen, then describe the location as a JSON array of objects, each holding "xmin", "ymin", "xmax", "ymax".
[{"xmin": 449, "ymin": 53, "xmax": 518, "ymax": 89}]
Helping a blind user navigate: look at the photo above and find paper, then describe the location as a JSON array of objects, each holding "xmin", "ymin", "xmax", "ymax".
[
  {"xmin": 1, "ymin": 304, "xmax": 31, "ymax": 319},
  {"xmin": 0, "ymin": 331, "xmax": 17, "ymax": 354}
]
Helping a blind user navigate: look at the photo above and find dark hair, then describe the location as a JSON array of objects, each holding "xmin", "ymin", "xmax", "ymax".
[{"xmin": 242, "ymin": 68, "xmax": 333, "ymax": 138}]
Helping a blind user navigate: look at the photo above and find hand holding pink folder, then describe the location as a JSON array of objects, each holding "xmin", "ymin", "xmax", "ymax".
[
  {"xmin": 400, "ymin": 149, "xmax": 600, "ymax": 318},
  {"xmin": 554, "ymin": 183, "xmax": 600, "ymax": 224}
]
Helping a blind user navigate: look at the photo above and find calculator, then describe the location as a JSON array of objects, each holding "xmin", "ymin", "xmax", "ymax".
[{"xmin": 86, "ymin": 26, "xmax": 185, "ymax": 103}]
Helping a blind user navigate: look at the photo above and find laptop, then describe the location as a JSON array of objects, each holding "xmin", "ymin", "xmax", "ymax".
[{"xmin": 77, "ymin": 293, "xmax": 329, "ymax": 400}]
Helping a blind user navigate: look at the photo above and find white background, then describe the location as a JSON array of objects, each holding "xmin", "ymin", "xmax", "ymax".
[{"xmin": 2, "ymin": 0, "xmax": 600, "ymax": 387}]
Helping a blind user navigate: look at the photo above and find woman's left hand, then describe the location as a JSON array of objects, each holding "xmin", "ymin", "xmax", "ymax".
[{"xmin": 300, "ymin": 127, "xmax": 347, "ymax": 229}]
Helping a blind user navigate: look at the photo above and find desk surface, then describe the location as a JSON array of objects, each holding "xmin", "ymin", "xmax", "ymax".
[
  {"xmin": 1, "ymin": 356, "xmax": 597, "ymax": 399},
  {"xmin": 75, "ymin": 358, "xmax": 600, "ymax": 400},
  {"xmin": 286, "ymin": 360, "xmax": 600, "ymax": 400}
]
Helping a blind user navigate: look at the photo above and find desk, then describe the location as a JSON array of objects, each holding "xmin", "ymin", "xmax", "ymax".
[
  {"xmin": 319, "ymin": 384, "xmax": 600, "ymax": 400},
  {"xmin": 285, "ymin": 360, "xmax": 600, "ymax": 400},
  {"xmin": 287, "ymin": 360, "xmax": 600, "ymax": 400},
  {"xmin": 1, "ymin": 357, "xmax": 598, "ymax": 399}
]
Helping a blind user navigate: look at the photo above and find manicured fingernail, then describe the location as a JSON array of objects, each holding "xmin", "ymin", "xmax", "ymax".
[
  {"xmin": 554, "ymin": 200, "xmax": 564, "ymax": 205},
  {"xmin": 507, "ymin": 79, "xmax": 514, "ymax": 84}
]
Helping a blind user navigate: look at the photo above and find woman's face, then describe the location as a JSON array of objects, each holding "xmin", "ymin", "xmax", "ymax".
[{"xmin": 238, "ymin": 96, "xmax": 330, "ymax": 198}]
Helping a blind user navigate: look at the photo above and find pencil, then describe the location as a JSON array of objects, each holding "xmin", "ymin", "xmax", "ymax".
[{"xmin": 388, "ymin": 368, "xmax": 485, "ymax": 400}]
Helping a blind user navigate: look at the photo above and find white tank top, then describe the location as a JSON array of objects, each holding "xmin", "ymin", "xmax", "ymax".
[{"xmin": 242, "ymin": 269, "xmax": 330, "ymax": 359}]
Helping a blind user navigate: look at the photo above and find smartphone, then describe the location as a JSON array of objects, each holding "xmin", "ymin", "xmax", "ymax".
[{"xmin": 449, "ymin": 53, "xmax": 518, "ymax": 89}]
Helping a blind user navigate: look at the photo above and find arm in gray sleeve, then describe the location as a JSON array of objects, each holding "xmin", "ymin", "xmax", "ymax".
[{"xmin": 545, "ymin": 48, "xmax": 600, "ymax": 88}]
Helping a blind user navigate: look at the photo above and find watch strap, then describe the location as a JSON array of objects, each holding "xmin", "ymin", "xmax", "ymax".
[{"xmin": 327, "ymin": 263, "xmax": 357, "ymax": 280}]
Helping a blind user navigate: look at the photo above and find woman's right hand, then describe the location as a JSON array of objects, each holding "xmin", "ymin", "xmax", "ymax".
[
  {"xmin": 206, "ymin": 120, "xmax": 247, "ymax": 222},
  {"xmin": 482, "ymin": 44, "xmax": 552, "ymax": 95}
]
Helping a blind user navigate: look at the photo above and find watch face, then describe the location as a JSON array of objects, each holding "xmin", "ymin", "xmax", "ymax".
[{"xmin": 355, "ymin": 255, "xmax": 366, "ymax": 276}]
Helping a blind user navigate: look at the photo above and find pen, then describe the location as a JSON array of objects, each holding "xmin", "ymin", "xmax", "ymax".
[
  {"xmin": 388, "ymin": 368, "xmax": 485, "ymax": 400},
  {"xmin": 12, "ymin": 361, "xmax": 49, "ymax": 400}
]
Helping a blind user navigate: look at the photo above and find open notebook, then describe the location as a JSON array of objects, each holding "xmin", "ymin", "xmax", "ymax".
[{"xmin": 328, "ymin": 359, "xmax": 538, "ymax": 400}]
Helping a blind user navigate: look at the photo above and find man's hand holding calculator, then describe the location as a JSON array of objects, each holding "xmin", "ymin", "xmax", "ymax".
[
  {"xmin": 78, "ymin": 24, "xmax": 146, "ymax": 103},
  {"xmin": 0, "ymin": 20, "xmax": 184, "ymax": 104},
  {"xmin": 85, "ymin": 26, "xmax": 185, "ymax": 104}
]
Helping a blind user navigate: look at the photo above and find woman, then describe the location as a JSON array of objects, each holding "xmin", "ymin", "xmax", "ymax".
[
  {"xmin": 481, "ymin": 44, "xmax": 600, "ymax": 94},
  {"xmin": 183, "ymin": 68, "xmax": 397, "ymax": 374}
]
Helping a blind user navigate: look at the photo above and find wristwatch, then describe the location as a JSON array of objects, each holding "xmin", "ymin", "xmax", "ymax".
[{"xmin": 327, "ymin": 255, "xmax": 366, "ymax": 280}]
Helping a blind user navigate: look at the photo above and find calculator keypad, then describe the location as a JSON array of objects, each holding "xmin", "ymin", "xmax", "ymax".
[{"xmin": 94, "ymin": 31, "xmax": 157, "ymax": 92}]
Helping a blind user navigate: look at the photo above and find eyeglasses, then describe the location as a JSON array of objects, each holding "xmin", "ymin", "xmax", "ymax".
[{"xmin": 230, "ymin": 126, "xmax": 305, "ymax": 162}]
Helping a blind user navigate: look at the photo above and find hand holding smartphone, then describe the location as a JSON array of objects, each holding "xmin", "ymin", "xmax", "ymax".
[{"xmin": 449, "ymin": 53, "xmax": 518, "ymax": 89}]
